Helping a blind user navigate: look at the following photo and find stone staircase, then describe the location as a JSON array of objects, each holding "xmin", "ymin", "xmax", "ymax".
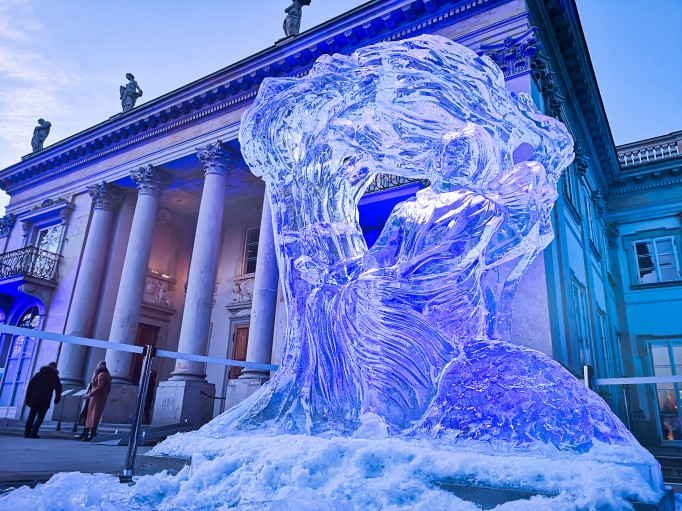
[
  {"xmin": 0, "ymin": 418, "xmax": 144, "ymax": 441},
  {"xmin": 650, "ymin": 447, "xmax": 682, "ymax": 488}
]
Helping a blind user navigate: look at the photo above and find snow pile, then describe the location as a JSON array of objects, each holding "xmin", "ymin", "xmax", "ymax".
[{"xmin": 0, "ymin": 434, "xmax": 666, "ymax": 511}]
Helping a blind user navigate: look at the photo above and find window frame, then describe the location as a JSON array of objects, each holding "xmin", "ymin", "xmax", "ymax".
[
  {"xmin": 241, "ymin": 227, "xmax": 260, "ymax": 276},
  {"xmin": 627, "ymin": 231, "xmax": 682, "ymax": 287}
]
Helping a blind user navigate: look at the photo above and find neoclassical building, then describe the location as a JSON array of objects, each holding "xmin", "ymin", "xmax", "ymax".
[{"xmin": 0, "ymin": 0, "xmax": 676, "ymax": 447}]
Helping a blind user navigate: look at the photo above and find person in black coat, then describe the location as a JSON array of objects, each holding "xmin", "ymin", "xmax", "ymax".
[{"xmin": 24, "ymin": 362, "xmax": 62, "ymax": 438}]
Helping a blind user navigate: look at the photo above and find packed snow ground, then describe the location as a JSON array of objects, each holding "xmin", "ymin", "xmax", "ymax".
[{"xmin": 0, "ymin": 433, "xmax": 672, "ymax": 511}]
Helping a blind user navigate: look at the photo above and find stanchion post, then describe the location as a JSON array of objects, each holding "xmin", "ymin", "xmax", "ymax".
[
  {"xmin": 622, "ymin": 385, "xmax": 632, "ymax": 431},
  {"xmin": 120, "ymin": 344, "xmax": 156, "ymax": 483}
]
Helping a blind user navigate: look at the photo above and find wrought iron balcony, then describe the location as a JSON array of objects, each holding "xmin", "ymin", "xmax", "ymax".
[
  {"xmin": 0, "ymin": 246, "xmax": 62, "ymax": 282},
  {"xmin": 365, "ymin": 174, "xmax": 430, "ymax": 194}
]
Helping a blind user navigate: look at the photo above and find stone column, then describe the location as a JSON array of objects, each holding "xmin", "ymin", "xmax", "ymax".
[
  {"xmin": 154, "ymin": 142, "xmax": 230, "ymax": 427},
  {"xmin": 240, "ymin": 194, "xmax": 279, "ymax": 379},
  {"xmin": 171, "ymin": 141, "xmax": 230, "ymax": 381},
  {"xmin": 105, "ymin": 165, "xmax": 171, "ymax": 384},
  {"xmin": 58, "ymin": 182, "xmax": 124, "ymax": 386}
]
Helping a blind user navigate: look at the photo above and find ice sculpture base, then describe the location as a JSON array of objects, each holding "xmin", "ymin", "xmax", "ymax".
[
  {"xmin": 146, "ymin": 433, "xmax": 665, "ymax": 510},
  {"xmin": 436, "ymin": 482, "xmax": 675, "ymax": 511}
]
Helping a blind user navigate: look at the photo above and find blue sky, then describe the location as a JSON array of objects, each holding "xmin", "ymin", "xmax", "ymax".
[
  {"xmin": 0, "ymin": 0, "xmax": 680, "ymax": 194},
  {"xmin": 575, "ymin": 0, "xmax": 682, "ymax": 145}
]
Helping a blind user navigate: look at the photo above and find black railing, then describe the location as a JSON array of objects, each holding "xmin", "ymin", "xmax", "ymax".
[
  {"xmin": 366, "ymin": 174, "xmax": 430, "ymax": 194},
  {"xmin": 0, "ymin": 246, "xmax": 62, "ymax": 282}
]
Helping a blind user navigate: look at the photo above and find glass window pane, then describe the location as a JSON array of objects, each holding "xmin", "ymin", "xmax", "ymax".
[
  {"xmin": 247, "ymin": 229, "xmax": 260, "ymax": 244},
  {"xmin": 655, "ymin": 238, "xmax": 674, "ymax": 254},
  {"xmin": 635, "ymin": 241, "xmax": 653, "ymax": 257},
  {"xmin": 245, "ymin": 259, "xmax": 257, "ymax": 274},
  {"xmin": 661, "ymin": 415, "xmax": 682, "ymax": 441},
  {"xmin": 652, "ymin": 345, "xmax": 671, "ymax": 366},
  {"xmin": 661, "ymin": 267, "xmax": 679, "ymax": 282},
  {"xmin": 658, "ymin": 253, "xmax": 676, "ymax": 268},
  {"xmin": 658, "ymin": 389, "xmax": 678, "ymax": 413}
]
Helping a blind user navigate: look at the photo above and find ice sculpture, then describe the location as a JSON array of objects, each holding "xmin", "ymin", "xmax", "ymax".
[{"xmin": 205, "ymin": 35, "xmax": 635, "ymax": 452}]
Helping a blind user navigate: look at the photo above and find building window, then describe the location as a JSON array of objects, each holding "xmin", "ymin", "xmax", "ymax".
[
  {"xmin": 633, "ymin": 236, "xmax": 681, "ymax": 284},
  {"xmin": 649, "ymin": 340, "xmax": 682, "ymax": 442},
  {"xmin": 571, "ymin": 277, "xmax": 592, "ymax": 367},
  {"xmin": 35, "ymin": 224, "xmax": 64, "ymax": 253},
  {"xmin": 242, "ymin": 228, "xmax": 260, "ymax": 275}
]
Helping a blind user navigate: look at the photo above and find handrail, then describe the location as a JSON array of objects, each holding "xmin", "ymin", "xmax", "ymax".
[
  {"xmin": 595, "ymin": 375, "xmax": 682, "ymax": 386},
  {"xmin": 0, "ymin": 324, "xmax": 279, "ymax": 372}
]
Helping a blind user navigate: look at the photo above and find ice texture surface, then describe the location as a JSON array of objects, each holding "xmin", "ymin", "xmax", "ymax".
[{"xmin": 187, "ymin": 33, "xmax": 641, "ymax": 455}]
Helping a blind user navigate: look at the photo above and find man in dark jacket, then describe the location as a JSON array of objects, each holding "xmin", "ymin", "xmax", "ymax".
[{"xmin": 24, "ymin": 362, "xmax": 62, "ymax": 438}]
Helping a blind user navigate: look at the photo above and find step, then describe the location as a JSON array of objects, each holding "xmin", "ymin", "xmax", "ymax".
[{"xmin": 92, "ymin": 421, "xmax": 194, "ymax": 446}]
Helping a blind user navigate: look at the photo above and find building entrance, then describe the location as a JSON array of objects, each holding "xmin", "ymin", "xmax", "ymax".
[
  {"xmin": 229, "ymin": 325, "xmax": 249, "ymax": 380},
  {"xmin": 130, "ymin": 323, "xmax": 159, "ymax": 385},
  {"xmin": 0, "ymin": 306, "xmax": 40, "ymax": 418}
]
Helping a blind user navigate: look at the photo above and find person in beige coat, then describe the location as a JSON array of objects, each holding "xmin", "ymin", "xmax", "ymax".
[{"xmin": 81, "ymin": 361, "xmax": 111, "ymax": 442}]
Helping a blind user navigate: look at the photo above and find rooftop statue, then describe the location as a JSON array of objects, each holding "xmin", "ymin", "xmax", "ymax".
[
  {"xmin": 283, "ymin": 0, "xmax": 311, "ymax": 37},
  {"xmin": 30, "ymin": 118, "xmax": 51, "ymax": 152},
  {"xmin": 119, "ymin": 72, "xmax": 143, "ymax": 112},
  {"xmin": 189, "ymin": 35, "xmax": 648, "ymax": 457}
]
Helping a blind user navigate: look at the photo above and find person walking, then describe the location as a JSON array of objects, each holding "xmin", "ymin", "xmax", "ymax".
[
  {"xmin": 24, "ymin": 362, "xmax": 62, "ymax": 439},
  {"xmin": 81, "ymin": 360, "xmax": 111, "ymax": 442}
]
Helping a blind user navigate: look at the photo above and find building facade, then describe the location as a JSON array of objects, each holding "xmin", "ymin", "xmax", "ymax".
[
  {"xmin": 0, "ymin": 0, "xmax": 668, "ymax": 446},
  {"xmin": 607, "ymin": 132, "xmax": 682, "ymax": 446}
]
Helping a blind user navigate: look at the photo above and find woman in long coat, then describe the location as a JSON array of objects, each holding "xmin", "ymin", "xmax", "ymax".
[{"xmin": 82, "ymin": 361, "xmax": 111, "ymax": 441}]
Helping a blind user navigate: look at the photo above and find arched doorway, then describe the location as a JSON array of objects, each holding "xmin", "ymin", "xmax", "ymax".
[{"xmin": 0, "ymin": 306, "xmax": 40, "ymax": 418}]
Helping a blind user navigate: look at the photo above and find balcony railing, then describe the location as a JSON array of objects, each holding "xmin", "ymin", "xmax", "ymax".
[
  {"xmin": 0, "ymin": 246, "xmax": 62, "ymax": 282},
  {"xmin": 366, "ymin": 174, "xmax": 430, "ymax": 194},
  {"xmin": 617, "ymin": 133, "xmax": 682, "ymax": 168}
]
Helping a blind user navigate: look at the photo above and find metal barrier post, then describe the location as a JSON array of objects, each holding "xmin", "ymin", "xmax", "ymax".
[
  {"xmin": 120, "ymin": 344, "xmax": 156, "ymax": 483},
  {"xmin": 622, "ymin": 385, "xmax": 632, "ymax": 431}
]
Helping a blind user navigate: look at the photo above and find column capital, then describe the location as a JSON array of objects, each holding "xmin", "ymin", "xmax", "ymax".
[
  {"xmin": 88, "ymin": 182, "xmax": 125, "ymax": 211},
  {"xmin": 196, "ymin": 140, "xmax": 236, "ymax": 177},
  {"xmin": 131, "ymin": 164, "xmax": 172, "ymax": 197}
]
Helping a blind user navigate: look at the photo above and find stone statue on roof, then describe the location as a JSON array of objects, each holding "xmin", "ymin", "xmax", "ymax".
[
  {"xmin": 31, "ymin": 119, "xmax": 51, "ymax": 152},
  {"xmin": 283, "ymin": 0, "xmax": 311, "ymax": 37},
  {"xmin": 120, "ymin": 73, "xmax": 143, "ymax": 112}
]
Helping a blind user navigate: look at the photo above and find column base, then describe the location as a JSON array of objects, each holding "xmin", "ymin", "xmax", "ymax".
[
  {"xmin": 49, "ymin": 383, "xmax": 86, "ymax": 423},
  {"xmin": 224, "ymin": 378, "xmax": 267, "ymax": 411},
  {"xmin": 153, "ymin": 380, "xmax": 216, "ymax": 427},
  {"xmin": 238, "ymin": 369, "xmax": 271, "ymax": 380},
  {"xmin": 101, "ymin": 382, "xmax": 138, "ymax": 424},
  {"xmin": 168, "ymin": 371, "xmax": 207, "ymax": 382}
]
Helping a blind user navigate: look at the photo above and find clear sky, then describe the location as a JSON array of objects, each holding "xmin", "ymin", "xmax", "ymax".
[
  {"xmin": 0, "ymin": 0, "xmax": 680, "ymax": 211},
  {"xmin": 575, "ymin": 0, "xmax": 682, "ymax": 146}
]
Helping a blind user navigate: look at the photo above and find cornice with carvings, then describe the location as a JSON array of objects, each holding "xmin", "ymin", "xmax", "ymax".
[{"xmin": 0, "ymin": 0, "xmax": 507, "ymax": 195}]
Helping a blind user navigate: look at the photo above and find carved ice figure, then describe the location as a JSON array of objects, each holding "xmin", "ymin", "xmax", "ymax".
[{"xmin": 198, "ymin": 35, "xmax": 639, "ymax": 453}]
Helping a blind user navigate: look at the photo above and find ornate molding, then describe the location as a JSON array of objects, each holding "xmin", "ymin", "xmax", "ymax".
[
  {"xmin": 480, "ymin": 28, "xmax": 539, "ymax": 78},
  {"xmin": 574, "ymin": 143, "xmax": 589, "ymax": 178},
  {"xmin": 530, "ymin": 52, "xmax": 563, "ymax": 119},
  {"xmin": 143, "ymin": 273, "xmax": 174, "ymax": 310},
  {"xmin": 0, "ymin": 214, "xmax": 17, "ymax": 237},
  {"xmin": 606, "ymin": 223, "xmax": 620, "ymax": 249},
  {"xmin": 232, "ymin": 276, "xmax": 255, "ymax": 304},
  {"xmin": 592, "ymin": 189, "xmax": 606, "ymax": 217},
  {"xmin": 88, "ymin": 182, "xmax": 126, "ymax": 211},
  {"xmin": 131, "ymin": 164, "xmax": 172, "ymax": 197},
  {"xmin": 0, "ymin": 0, "xmax": 500, "ymax": 195},
  {"xmin": 196, "ymin": 140, "xmax": 235, "ymax": 177}
]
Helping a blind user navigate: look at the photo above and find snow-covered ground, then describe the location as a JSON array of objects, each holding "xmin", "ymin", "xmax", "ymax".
[{"xmin": 0, "ymin": 433, "xmax": 672, "ymax": 510}]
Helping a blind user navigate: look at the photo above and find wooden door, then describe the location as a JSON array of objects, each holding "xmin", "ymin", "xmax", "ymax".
[
  {"xmin": 130, "ymin": 323, "xmax": 159, "ymax": 385},
  {"xmin": 229, "ymin": 325, "xmax": 249, "ymax": 380}
]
